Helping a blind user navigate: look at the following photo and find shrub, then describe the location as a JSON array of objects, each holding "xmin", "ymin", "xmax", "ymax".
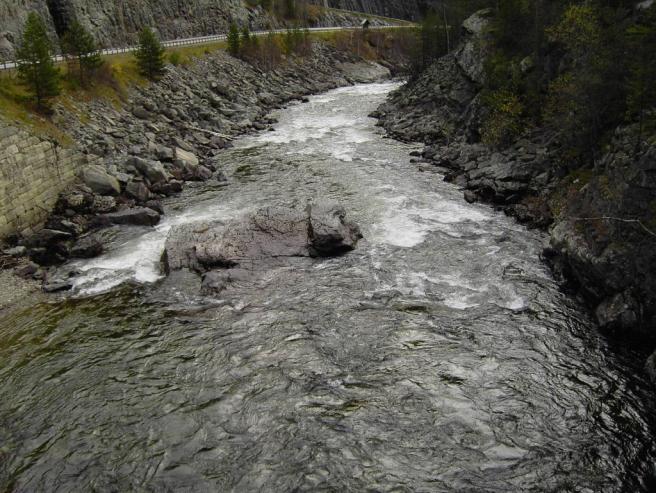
[
  {"xmin": 481, "ymin": 89, "xmax": 524, "ymax": 148},
  {"xmin": 168, "ymin": 51, "xmax": 182, "ymax": 66}
]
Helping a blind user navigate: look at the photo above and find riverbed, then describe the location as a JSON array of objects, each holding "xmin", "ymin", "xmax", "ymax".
[{"xmin": 1, "ymin": 82, "xmax": 655, "ymax": 492}]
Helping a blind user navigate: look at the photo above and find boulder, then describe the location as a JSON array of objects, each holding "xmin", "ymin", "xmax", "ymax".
[
  {"xmin": 163, "ymin": 202, "xmax": 361, "ymax": 273},
  {"xmin": 157, "ymin": 145, "xmax": 174, "ymax": 161},
  {"xmin": 24, "ymin": 229, "xmax": 73, "ymax": 248},
  {"xmin": 174, "ymin": 147, "xmax": 199, "ymax": 167},
  {"xmin": 81, "ymin": 165, "xmax": 121, "ymax": 196},
  {"xmin": 128, "ymin": 156, "xmax": 169, "ymax": 184},
  {"xmin": 126, "ymin": 181, "xmax": 151, "ymax": 202},
  {"xmin": 308, "ymin": 201, "xmax": 362, "ymax": 257},
  {"xmin": 4, "ymin": 246, "xmax": 27, "ymax": 257},
  {"xmin": 132, "ymin": 106, "xmax": 151, "ymax": 119},
  {"xmin": 70, "ymin": 236, "xmax": 104, "ymax": 259},
  {"xmin": 595, "ymin": 291, "xmax": 641, "ymax": 332},
  {"xmin": 91, "ymin": 196, "xmax": 117, "ymax": 213},
  {"xmin": 464, "ymin": 190, "xmax": 478, "ymax": 204},
  {"xmin": 196, "ymin": 165, "xmax": 213, "ymax": 181},
  {"xmin": 103, "ymin": 207, "xmax": 161, "ymax": 227}
]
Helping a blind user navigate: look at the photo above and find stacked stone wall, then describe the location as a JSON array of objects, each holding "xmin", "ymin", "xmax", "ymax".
[{"xmin": 0, "ymin": 120, "xmax": 90, "ymax": 238}]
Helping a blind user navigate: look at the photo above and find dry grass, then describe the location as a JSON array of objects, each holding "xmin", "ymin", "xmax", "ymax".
[{"xmin": 0, "ymin": 41, "xmax": 229, "ymax": 143}]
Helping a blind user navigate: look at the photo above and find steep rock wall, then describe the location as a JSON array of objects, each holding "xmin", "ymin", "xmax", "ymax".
[
  {"xmin": 0, "ymin": 0, "xmax": 269, "ymax": 57},
  {"xmin": 0, "ymin": 0, "xmax": 402, "ymax": 60},
  {"xmin": 312, "ymin": 0, "xmax": 424, "ymax": 20}
]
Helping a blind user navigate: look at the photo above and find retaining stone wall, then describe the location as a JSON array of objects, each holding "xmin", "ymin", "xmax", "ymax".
[{"xmin": 0, "ymin": 119, "xmax": 91, "ymax": 238}]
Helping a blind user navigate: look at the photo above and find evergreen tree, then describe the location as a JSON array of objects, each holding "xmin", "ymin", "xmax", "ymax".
[
  {"xmin": 61, "ymin": 20, "xmax": 103, "ymax": 87},
  {"xmin": 16, "ymin": 12, "xmax": 60, "ymax": 111},
  {"xmin": 135, "ymin": 27, "xmax": 166, "ymax": 80},
  {"xmin": 285, "ymin": 0, "xmax": 297, "ymax": 19},
  {"xmin": 227, "ymin": 23, "xmax": 241, "ymax": 56},
  {"xmin": 241, "ymin": 26, "xmax": 252, "ymax": 49},
  {"xmin": 626, "ymin": 6, "xmax": 656, "ymax": 152}
]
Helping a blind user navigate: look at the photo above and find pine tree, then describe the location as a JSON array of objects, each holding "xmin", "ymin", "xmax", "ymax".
[
  {"xmin": 16, "ymin": 12, "xmax": 60, "ymax": 111},
  {"xmin": 135, "ymin": 27, "xmax": 166, "ymax": 80},
  {"xmin": 227, "ymin": 23, "xmax": 241, "ymax": 56},
  {"xmin": 626, "ymin": 6, "xmax": 656, "ymax": 153},
  {"xmin": 61, "ymin": 20, "xmax": 103, "ymax": 87},
  {"xmin": 241, "ymin": 26, "xmax": 252, "ymax": 48}
]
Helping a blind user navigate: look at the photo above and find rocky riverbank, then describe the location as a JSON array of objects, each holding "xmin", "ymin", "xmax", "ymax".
[
  {"xmin": 374, "ymin": 10, "xmax": 656, "ymax": 373},
  {"xmin": 0, "ymin": 41, "xmax": 394, "ymax": 293}
]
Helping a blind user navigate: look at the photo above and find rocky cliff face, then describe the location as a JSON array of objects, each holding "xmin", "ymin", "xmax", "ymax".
[
  {"xmin": 375, "ymin": 10, "xmax": 656, "ymax": 372},
  {"xmin": 0, "ymin": 0, "xmax": 392, "ymax": 60},
  {"xmin": 0, "ymin": 0, "xmax": 268, "ymax": 58},
  {"xmin": 311, "ymin": 0, "xmax": 435, "ymax": 20}
]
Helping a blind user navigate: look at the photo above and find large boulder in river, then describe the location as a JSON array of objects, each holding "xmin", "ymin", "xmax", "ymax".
[{"xmin": 163, "ymin": 201, "xmax": 362, "ymax": 273}]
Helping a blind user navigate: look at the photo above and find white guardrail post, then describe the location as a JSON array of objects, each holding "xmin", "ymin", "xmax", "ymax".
[{"xmin": 0, "ymin": 25, "xmax": 405, "ymax": 72}]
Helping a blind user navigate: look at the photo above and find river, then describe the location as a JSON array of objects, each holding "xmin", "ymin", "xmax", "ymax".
[{"xmin": 1, "ymin": 82, "xmax": 655, "ymax": 492}]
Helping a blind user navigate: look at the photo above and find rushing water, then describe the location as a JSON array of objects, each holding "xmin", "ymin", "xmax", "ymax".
[{"xmin": 2, "ymin": 82, "xmax": 656, "ymax": 492}]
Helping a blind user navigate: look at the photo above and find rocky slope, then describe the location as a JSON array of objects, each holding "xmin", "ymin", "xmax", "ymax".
[
  {"xmin": 375, "ymin": 10, "xmax": 656, "ymax": 371},
  {"xmin": 0, "ymin": 41, "xmax": 392, "ymax": 291}
]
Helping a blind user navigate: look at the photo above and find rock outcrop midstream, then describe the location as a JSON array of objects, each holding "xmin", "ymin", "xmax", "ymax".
[
  {"xmin": 375, "ymin": 10, "xmax": 656, "ymax": 374},
  {"xmin": 163, "ymin": 200, "xmax": 361, "ymax": 295}
]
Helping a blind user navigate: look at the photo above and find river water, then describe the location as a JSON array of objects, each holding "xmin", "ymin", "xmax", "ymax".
[{"xmin": 1, "ymin": 82, "xmax": 656, "ymax": 492}]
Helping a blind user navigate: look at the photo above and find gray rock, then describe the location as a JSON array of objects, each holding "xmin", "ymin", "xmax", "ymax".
[
  {"xmin": 126, "ymin": 181, "xmax": 151, "ymax": 202},
  {"xmin": 103, "ymin": 207, "xmax": 161, "ymax": 227},
  {"xmin": 133, "ymin": 106, "xmax": 151, "ymax": 119},
  {"xmin": 595, "ymin": 292, "xmax": 641, "ymax": 332},
  {"xmin": 24, "ymin": 229, "xmax": 73, "ymax": 248},
  {"xmin": 81, "ymin": 165, "xmax": 121, "ymax": 196},
  {"xmin": 43, "ymin": 280, "xmax": 73, "ymax": 293},
  {"xmin": 157, "ymin": 145, "xmax": 174, "ymax": 161},
  {"xmin": 163, "ymin": 202, "xmax": 361, "ymax": 273},
  {"xmin": 464, "ymin": 190, "xmax": 478, "ymax": 204},
  {"xmin": 128, "ymin": 156, "xmax": 169, "ymax": 184},
  {"xmin": 173, "ymin": 137, "xmax": 195, "ymax": 152},
  {"xmin": 308, "ymin": 200, "xmax": 362, "ymax": 257},
  {"xmin": 196, "ymin": 165, "xmax": 213, "ymax": 181},
  {"xmin": 71, "ymin": 237, "xmax": 104, "ymax": 259},
  {"xmin": 91, "ymin": 196, "xmax": 117, "ymax": 213},
  {"xmin": 15, "ymin": 261, "xmax": 39, "ymax": 279},
  {"xmin": 646, "ymin": 350, "xmax": 656, "ymax": 384},
  {"xmin": 4, "ymin": 246, "xmax": 27, "ymax": 257}
]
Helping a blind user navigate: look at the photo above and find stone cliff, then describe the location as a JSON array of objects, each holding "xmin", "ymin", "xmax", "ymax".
[
  {"xmin": 310, "ymin": 0, "xmax": 435, "ymax": 21},
  {"xmin": 0, "ymin": 0, "xmax": 404, "ymax": 59},
  {"xmin": 0, "ymin": 0, "xmax": 266, "ymax": 58}
]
